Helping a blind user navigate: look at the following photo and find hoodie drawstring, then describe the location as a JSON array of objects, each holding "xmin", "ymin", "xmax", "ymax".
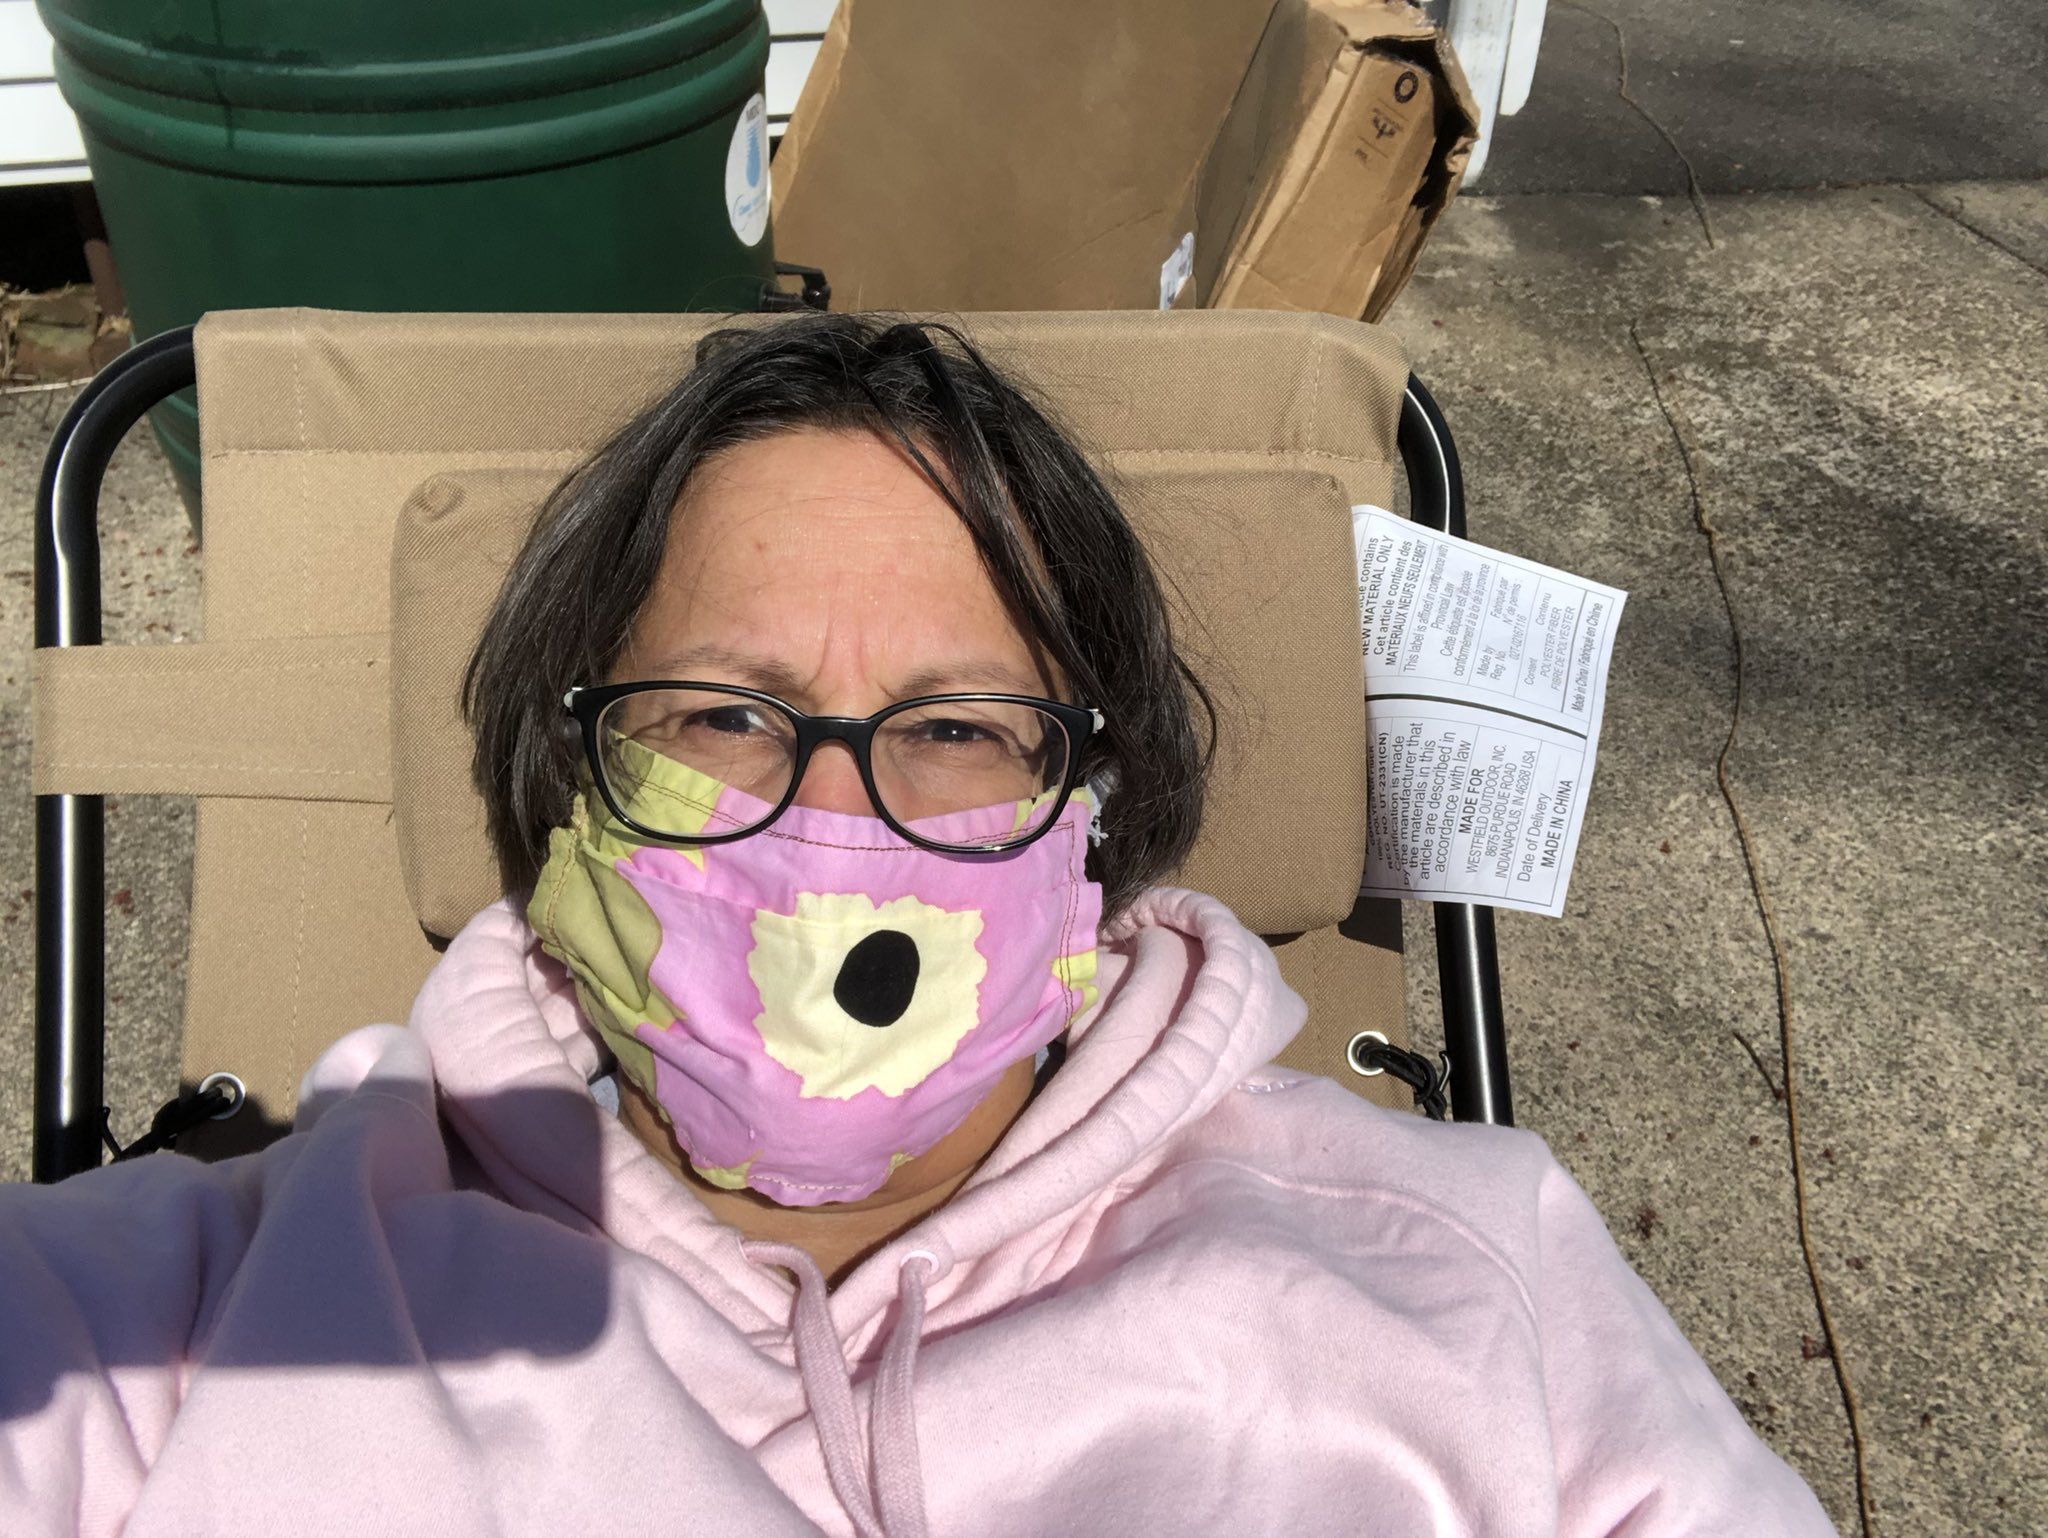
[
  {"xmin": 747, "ymin": 1241, "xmax": 934, "ymax": 1538},
  {"xmin": 871, "ymin": 1252, "xmax": 934, "ymax": 1538}
]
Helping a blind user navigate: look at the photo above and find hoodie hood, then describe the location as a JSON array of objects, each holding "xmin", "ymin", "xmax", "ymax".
[{"xmin": 406, "ymin": 885, "xmax": 1306, "ymax": 1536}]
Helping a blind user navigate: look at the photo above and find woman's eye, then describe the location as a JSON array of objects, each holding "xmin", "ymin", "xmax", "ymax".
[
  {"xmin": 922, "ymin": 718, "xmax": 997, "ymax": 745},
  {"xmin": 638, "ymin": 705, "xmax": 767, "ymax": 741},
  {"xmin": 903, "ymin": 716, "xmax": 1028, "ymax": 751},
  {"xmin": 689, "ymin": 706, "xmax": 769, "ymax": 736}
]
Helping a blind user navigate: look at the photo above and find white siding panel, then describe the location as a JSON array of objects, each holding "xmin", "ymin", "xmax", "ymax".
[
  {"xmin": 1500, "ymin": 0, "xmax": 1548, "ymax": 116},
  {"xmin": 0, "ymin": 79, "xmax": 88, "ymax": 186},
  {"xmin": 764, "ymin": 0, "xmax": 838, "ymax": 38},
  {"xmin": 766, "ymin": 0, "xmax": 836, "ymax": 136},
  {"xmin": 0, "ymin": 1, "xmax": 57, "ymax": 83},
  {"xmin": 0, "ymin": 3, "xmax": 87, "ymax": 185},
  {"xmin": 766, "ymin": 37, "xmax": 822, "ymax": 126}
]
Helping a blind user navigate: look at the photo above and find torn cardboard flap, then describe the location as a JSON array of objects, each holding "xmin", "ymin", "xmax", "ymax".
[
  {"xmin": 1201, "ymin": 1, "xmax": 1478, "ymax": 321},
  {"xmin": 771, "ymin": 0, "xmax": 1476, "ymax": 322}
]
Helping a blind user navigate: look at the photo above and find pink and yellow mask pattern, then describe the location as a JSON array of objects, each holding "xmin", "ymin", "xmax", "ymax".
[{"xmin": 530, "ymin": 737, "xmax": 1102, "ymax": 1206}]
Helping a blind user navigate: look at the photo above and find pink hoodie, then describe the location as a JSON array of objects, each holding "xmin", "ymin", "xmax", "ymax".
[{"xmin": 0, "ymin": 889, "xmax": 1831, "ymax": 1536}]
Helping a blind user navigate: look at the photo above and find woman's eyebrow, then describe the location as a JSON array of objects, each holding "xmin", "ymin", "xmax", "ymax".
[
  {"xmin": 629, "ymin": 649, "xmax": 1041, "ymax": 700},
  {"xmin": 893, "ymin": 662, "xmax": 1046, "ymax": 697},
  {"xmin": 635, "ymin": 643, "xmax": 809, "ymax": 694}
]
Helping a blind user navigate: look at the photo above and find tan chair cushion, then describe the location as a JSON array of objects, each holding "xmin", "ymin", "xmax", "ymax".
[{"xmin": 390, "ymin": 460, "xmax": 1368, "ymax": 940}]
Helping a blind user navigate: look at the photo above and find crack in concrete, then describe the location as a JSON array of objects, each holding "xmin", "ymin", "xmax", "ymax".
[
  {"xmin": 1907, "ymin": 186, "xmax": 2048, "ymax": 280},
  {"xmin": 1627, "ymin": 321, "xmax": 1877, "ymax": 1538},
  {"xmin": 1556, "ymin": 0, "xmax": 1717, "ymax": 248}
]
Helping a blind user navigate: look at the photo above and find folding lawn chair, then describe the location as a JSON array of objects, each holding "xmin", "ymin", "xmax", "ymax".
[{"xmin": 30, "ymin": 308, "xmax": 1510, "ymax": 1183}]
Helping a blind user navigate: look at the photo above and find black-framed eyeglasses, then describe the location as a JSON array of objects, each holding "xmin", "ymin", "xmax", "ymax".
[{"xmin": 564, "ymin": 682, "xmax": 1105, "ymax": 855}]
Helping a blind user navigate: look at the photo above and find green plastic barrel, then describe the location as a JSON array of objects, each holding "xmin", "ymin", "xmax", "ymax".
[{"xmin": 39, "ymin": 0, "xmax": 778, "ymax": 520}]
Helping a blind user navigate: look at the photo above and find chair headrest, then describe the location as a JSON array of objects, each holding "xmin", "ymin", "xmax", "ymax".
[
  {"xmin": 392, "ymin": 455, "xmax": 1372, "ymax": 937},
  {"xmin": 187, "ymin": 308, "xmax": 1403, "ymax": 937}
]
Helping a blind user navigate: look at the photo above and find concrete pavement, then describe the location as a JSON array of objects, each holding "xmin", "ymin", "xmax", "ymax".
[
  {"xmin": 1389, "ymin": 182, "xmax": 2046, "ymax": 1536},
  {"xmin": 1480, "ymin": 0, "xmax": 2047, "ymax": 194}
]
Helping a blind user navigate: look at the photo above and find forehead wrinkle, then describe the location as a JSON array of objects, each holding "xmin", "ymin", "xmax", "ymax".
[
  {"xmin": 628, "ymin": 641, "xmax": 811, "ymax": 697},
  {"xmin": 894, "ymin": 661, "xmax": 1048, "ymax": 697},
  {"xmin": 622, "ymin": 425, "xmax": 1059, "ymax": 707}
]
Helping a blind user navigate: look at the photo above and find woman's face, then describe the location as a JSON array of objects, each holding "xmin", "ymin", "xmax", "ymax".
[{"xmin": 613, "ymin": 427, "xmax": 1058, "ymax": 820}]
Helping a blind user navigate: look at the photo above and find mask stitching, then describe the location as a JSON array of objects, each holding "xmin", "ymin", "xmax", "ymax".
[
  {"xmin": 761, "ymin": 830, "xmax": 932, "ymax": 854},
  {"xmin": 752, "ymin": 803, "xmax": 1084, "ymax": 857},
  {"xmin": 611, "ymin": 774, "xmax": 755, "ymax": 834},
  {"xmin": 1048, "ymin": 816, "xmax": 1087, "ymax": 1024},
  {"xmin": 753, "ymin": 1171, "xmax": 905, "ymax": 1196},
  {"xmin": 1057, "ymin": 818, "xmax": 1080, "ymax": 979},
  {"xmin": 534, "ymin": 844, "xmax": 570, "ymax": 953}
]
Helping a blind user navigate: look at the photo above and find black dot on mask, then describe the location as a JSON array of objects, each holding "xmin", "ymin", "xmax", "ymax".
[{"xmin": 833, "ymin": 929, "xmax": 921, "ymax": 1028}]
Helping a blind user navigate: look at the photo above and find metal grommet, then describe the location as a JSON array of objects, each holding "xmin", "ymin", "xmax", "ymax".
[
  {"xmin": 196, "ymin": 1072, "xmax": 246, "ymax": 1121},
  {"xmin": 1346, "ymin": 1030, "xmax": 1390, "ymax": 1077}
]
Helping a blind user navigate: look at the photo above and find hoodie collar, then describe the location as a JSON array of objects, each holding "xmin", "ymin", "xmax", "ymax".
[{"xmin": 408, "ymin": 884, "xmax": 1305, "ymax": 1334}]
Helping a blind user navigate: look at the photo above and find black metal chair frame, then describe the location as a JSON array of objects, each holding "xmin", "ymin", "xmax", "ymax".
[{"xmin": 31, "ymin": 326, "xmax": 1512, "ymax": 1184}]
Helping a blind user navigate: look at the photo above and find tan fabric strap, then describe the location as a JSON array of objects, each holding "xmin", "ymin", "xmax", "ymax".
[{"xmin": 32, "ymin": 636, "xmax": 390, "ymax": 801}]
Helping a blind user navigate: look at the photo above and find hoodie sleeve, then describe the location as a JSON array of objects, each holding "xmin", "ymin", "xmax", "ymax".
[
  {"xmin": 1527, "ymin": 1152, "xmax": 1838, "ymax": 1536},
  {"xmin": 0, "ymin": 1147, "xmax": 265, "ymax": 1535},
  {"xmin": 0, "ymin": 1024, "xmax": 445, "ymax": 1537}
]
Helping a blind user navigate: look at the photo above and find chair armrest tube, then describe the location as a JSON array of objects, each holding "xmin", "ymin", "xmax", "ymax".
[
  {"xmin": 1398, "ymin": 375, "xmax": 1515, "ymax": 1127},
  {"xmin": 32, "ymin": 328, "xmax": 197, "ymax": 1184},
  {"xmin": 1433, "ymin": 902, "xmax": 1514, "ymax": 1126}
]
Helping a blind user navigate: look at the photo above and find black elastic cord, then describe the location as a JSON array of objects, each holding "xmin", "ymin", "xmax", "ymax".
[
  {"xmin": 102, "ymin": 1084, "xmax": 233, "ymax": 1162},
  {"xmin": 1352, "ymin": 1040, "xmax": 1453, "ymax": 1121}
]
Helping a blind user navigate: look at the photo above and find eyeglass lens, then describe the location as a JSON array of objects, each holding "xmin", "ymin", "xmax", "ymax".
[{"xmin": 597, "ymin": 688, "xmax": 1074, "ymax": 844}]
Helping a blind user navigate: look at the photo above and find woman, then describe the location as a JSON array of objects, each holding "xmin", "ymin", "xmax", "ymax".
[{"xmin": 0, "ymin": 314, "xmax": 1830, "ymax": 1536}]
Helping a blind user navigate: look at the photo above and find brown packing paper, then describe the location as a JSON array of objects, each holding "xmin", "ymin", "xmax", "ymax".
[{"xmin": 772, "ymin": 0, "xmax": 1475, "ymax": 321}]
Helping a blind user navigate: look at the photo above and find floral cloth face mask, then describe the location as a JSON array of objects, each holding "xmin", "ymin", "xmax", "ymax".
[{"xmin": 530, "ymin": 738, "xmax": 1102, "ymax": 1207}]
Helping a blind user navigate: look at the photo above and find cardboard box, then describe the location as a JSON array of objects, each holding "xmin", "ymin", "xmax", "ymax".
[
  {"xmin": 771, "ymin": 0, "xmax": 1476, "ymax": 321},
  {"xmin": 1199, "ymin": 1, "xmax": 1477, "ymax": 320},
  {"xmin": 770, "ymin": 0, "xmax": 1277, "ymax": 312}
]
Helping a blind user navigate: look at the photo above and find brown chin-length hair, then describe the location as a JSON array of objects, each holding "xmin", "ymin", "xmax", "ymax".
[{"xmin": 462, "ymin": 312, "xmax": 1214, "ymax": 921}]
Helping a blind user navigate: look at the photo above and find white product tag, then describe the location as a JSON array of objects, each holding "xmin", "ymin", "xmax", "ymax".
[
  {"xmin": 1158, "ymin": 230, "xmax": 1194, "ymax": 309},
  {"xmin": 1352, "ymin": 506, "xmax": 1626, "ymax": 917}
]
